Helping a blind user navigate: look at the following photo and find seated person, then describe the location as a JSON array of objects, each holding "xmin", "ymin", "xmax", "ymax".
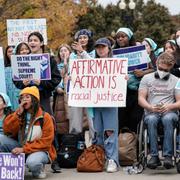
[
  {"xmin": 0, "ymin": 86, "xmax": 56, "ymax": 179},
  {"xmin": 138, "ymin": 52, "xmax": 180, "ymax": 169},
  {"xmin": 0, "ymin": 92, "xmax": 12, "ymax": 134}
]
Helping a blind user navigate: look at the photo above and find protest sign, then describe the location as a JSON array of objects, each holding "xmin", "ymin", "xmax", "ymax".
[
  {"xmin": 11, "ymin": 53, "xmax": 51, "ymax": 80},
  {"xmin": 7, "ymin": 18, "xmax": 47, "ymax": 46},
  {"xmin": 113, "ymin": 45, "xmax": 150, "ymax": 72},
  {"xmin": 0, "ymin": 153, "xmax": 25, "ymax": 180},
  {"xmin": 0, "ymin": 47, "xmax": 6, "ymax": 93},
  {"xmin": 68, "ymin": 58, "xmax": 128, "ymax": 107}
]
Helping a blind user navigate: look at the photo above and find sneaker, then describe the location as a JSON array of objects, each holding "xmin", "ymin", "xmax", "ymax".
[
  {"xmin": 106, "ymin": 159, "xmax": 118, "ymax": 173},
  {"xmin": 51, "ymin": 160, "xmax": 61, "ymax": 173},
  {"xmin": 164, "ymin": 156, "xmax": 173, "ymax": 169},
  {"xmin": 147, "ymin": 156, "xmax": 161, "ymax": 169},
  {"xmin": 33, "ymin": 168, "xmax": 47, "ymax": 179}
]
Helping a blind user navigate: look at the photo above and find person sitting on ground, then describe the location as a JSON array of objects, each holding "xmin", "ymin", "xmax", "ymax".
[
  {"xmin": 138, "ymin": 52, "xmax": 180, "ymax": 169},
  {"xmin": 0, "ymin": 86, "xmax": 56, "ymax": 179},
  {"xmin": 0, "ymin": 92, "xmax": 12, "ymax": 134}
]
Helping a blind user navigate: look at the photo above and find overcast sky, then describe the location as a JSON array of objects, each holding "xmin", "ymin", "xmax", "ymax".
[{"xmin": 98, "ymin": 0, "xmax": 180, "ymax": 15}]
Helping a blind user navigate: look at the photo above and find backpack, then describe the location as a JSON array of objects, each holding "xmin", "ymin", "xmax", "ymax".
[
  {"xmin": 39, "ymin": 111, "xmax": 57, "ymax": 132},
  {"xmin": 57, "ymin": 133, "xmax": 86, "ymax": 168},
  {"xmin": 38, "ymin": 111, "xmax": 59, "ymax": 150}
]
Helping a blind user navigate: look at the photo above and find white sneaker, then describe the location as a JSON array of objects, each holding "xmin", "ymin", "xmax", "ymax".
[
  {"xmin": 33, "ymin": 168, "xmax": 47, "ymax": 179},
  {"xmin": 106, "ymin": 159, "xmax": 118, "ymax": 173}
]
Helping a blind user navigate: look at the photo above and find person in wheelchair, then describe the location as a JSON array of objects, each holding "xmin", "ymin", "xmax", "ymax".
[{"xmin": 138, "ymin": 52, "xmax": 180, "ymax": 169}]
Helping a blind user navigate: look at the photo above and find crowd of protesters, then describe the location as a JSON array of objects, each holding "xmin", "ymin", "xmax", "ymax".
[{"xmin": 0, "ymin": 27, "xmax": 180, "ymax": 178}]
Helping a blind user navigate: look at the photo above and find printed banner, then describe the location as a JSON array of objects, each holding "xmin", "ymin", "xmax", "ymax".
[
  {"xmin": 0, "ymin": 153, "xmax": 25, "ymax": 180},
  {"xmin": 113, "ymin": 45, "xmax": 149, "ymax": 72},
  {"xmin": 7, "ymin": 18, "xmax": 47, "ymax": 45},
  {"xmin": 68, "ymin": 58, "xmax": 128, "ymax": 107},
  {"xmin": 0, "ymin": 47, "xmax": 7, "ymax": 93},
  {"xmin": 11, "ymin": 53, "xmax": 51, "ymax": 80}
]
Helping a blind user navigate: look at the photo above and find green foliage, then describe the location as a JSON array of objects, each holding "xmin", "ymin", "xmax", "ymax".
[
  {"xmin": 75, "ymin": 0, "xmax": 178, "ymax": 47},
  {"xmin": 0, "ymin": 0, "xmax": 88, "ymax": 50}
]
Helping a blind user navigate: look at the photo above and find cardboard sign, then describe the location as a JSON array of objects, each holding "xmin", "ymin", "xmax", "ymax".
[
  {"xmin": 0, "ymin": 47, "xmax": 7, "ymax": 93},
  {"xmin": 7, "ymin": 18, "xmax": 47, "ymax": 45},
  {"xmin": 0, "ymin": 153, "xmax": 25, "ymax": 180},
  {"xmin": 113, "ymin": 45, "xmax": 150, "ymax": 72},
  {"xmin": 11, "ymin": 53, "xmax": 51, "ymax": 80},
  {"xmin": 68, "ymin": 58, "xmax": 128, "ymax": 107}
]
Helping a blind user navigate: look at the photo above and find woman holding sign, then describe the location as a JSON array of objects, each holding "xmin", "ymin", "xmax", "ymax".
[
  {"xmin": 69, "ymin": 29, "xmax": 95, "ymax": 135},
  {"xmin": 13, "ymin": 32, "xmax": 61, "ymax": 115},
  {"xmin": 13, "ymin": 32, "xmax": 61, "ymax": 172},
  {"xmin": 0, "ymin": 86, "xmax": 56, "ymax": 179},
  {"xmin": 114, "ymin": 27, "xmax": 153, "ymax": 133},
  {"xmin": 92, "ymin": 37, "xmax": 119, "ymax": 173}
]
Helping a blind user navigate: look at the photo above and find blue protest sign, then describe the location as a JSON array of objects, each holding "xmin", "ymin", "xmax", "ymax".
[{"xmin": 113, "ymin": 45, "xmax": 150, "ymax": 72}]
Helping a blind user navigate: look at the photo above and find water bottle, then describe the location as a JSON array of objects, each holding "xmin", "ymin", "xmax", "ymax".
[
  {"xmin": 123, "ymin": 166, "xmax": 140, "ymax": 175},
  {"xmin": 123, "ymin": 166, "xmax": 134, "ymax": 175}
]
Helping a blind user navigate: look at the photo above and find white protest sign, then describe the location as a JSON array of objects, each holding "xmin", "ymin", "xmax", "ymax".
[
  {"xmin": 11, "ymin": 53, "xmax": 51, "ymax": 80},
  {"xmin": 0, "ymin": 47, "xmax": 6, "ymax": 93},
  {"xmin": 0, "ymin": 153, "xmax": 25, "ymax": 180},
  {"xmin": 113, "ymin": 45, "xmax": 150, "ymax": 72},
  {"xmin": 68, "ymin": 58, "xmax": 128, "ymax": 107},
  {"xmin": 7, "ymin": 18, "xmax": 47, "ymax": 46}
]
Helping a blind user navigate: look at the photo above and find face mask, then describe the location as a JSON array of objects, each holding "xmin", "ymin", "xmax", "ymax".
[
  {"xmin": 157, "ymin": 69, "xmax": 169, "ymax": 79},
  {"xmin": 176, "ymin": 37, "xmax": 180, "ymax": 47}
]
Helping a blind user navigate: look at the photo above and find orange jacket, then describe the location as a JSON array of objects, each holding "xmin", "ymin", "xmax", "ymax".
[{"xmin": 3, "ymin": 107, "xmax": 56, "ymax": 162}]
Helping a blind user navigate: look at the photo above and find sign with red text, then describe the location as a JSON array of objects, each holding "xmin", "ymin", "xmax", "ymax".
[
  {"xmin": 0, "ymin": 153, "xmax": 25, "ymax": 180},
  {"xmin": 68, "ymin": 58, "xmax": 128, "ymax": 107},
  {"xmin": 11, "ymin": 53, "xmax": 51, "ymax": 80},
  {"xmin": 7, "ymin": 18, "xmax": 47, "ymax": 46},
  {"xmin": 0, "ymin": 47, "xmax": 6, "ymax": 93}
]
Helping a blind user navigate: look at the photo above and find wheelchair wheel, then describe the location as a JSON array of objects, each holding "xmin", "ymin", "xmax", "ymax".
[
  {"xmin": 138, "ymin": 119, "xmax": 144, "ymax": 155},
  {"xmin": 177, "ymin": 160, "xmax": 180, "ymax": 173}
]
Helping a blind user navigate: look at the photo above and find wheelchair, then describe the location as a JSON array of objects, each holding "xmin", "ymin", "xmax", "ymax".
[{"xmin": 136, "ymin": 114, "xmax": 180, "ymax": 173}]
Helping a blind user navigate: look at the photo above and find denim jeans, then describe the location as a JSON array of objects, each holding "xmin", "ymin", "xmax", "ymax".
[
  {"xmin": 0, "ymin": 135, "xmax": 49, "ymax": 176},
  {"xmin": 144, "ymin": 112, "xmax": 178, "ymax": 157},
  {"xmin": 92, "ymin": 108, "xmax": 119, "ymax": 165},
  {"xmin": 69, "ymin": 107, "xmax": 83, "ymax": 133}
]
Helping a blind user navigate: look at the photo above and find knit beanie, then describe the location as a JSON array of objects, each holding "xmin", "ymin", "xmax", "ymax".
[
  {"xmin": 20, "ymin": 86, "xmax": 40, "ymax": 101},
  {"xmin": 116, "ymin": 27, "xmax": 133, "ymax": 40},
  {"xmin": 0, "ymin": 93, "xmax": 12, "ymax": 107},
  {"xmin": 144, "ymin": 38, "xmax": 157, "ymax": 51}
]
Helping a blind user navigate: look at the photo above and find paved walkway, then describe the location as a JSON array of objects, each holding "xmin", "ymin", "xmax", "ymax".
[{"xmin": 25, "ymin": 165, "xmax": 180, "ymax": 180}]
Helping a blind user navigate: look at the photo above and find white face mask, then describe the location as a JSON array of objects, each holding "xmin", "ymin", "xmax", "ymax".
[
  {"xmin": 176, "ymin": 37, "xmax": 180, "ymax": 47},
  {"xmin": 157, "ymin": 69, "xmax": 169, "ymax": 79}
]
